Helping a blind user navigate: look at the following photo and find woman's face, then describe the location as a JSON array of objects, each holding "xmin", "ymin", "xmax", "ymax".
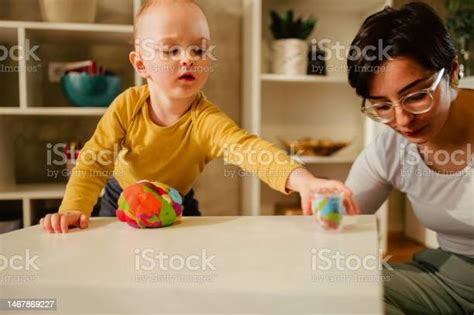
[{"xmin": 367, "ymin": 57, "xmax": 452, "ymax": 145}]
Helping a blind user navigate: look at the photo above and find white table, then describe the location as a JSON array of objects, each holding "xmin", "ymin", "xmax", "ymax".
[{"xmin": 0, "ymin": 216, "xmax": 383, "ymax": 314}]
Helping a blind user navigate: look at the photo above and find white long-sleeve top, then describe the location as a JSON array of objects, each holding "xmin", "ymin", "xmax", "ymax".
[{"xmin": 346, "ymin": 129, "xmax": 474, "ymax": 257}]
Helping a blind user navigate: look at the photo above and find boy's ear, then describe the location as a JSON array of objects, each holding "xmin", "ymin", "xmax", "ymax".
[{"xmin": 129, "ymin": 51, "xmax": 149, "ymax": 80}]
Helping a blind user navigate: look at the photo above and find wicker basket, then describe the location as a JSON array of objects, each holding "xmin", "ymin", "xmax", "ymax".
[{"xmin": 280, "ymin": 137, "xmax": 350, "ymax": 156}]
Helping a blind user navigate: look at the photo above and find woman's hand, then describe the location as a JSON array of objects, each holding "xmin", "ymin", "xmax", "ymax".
[
  {"xmin": 40, "ymin": 210, "xmax": 89, "ymax": 233},
  {"xmin": 286, "ymin": 167, "xmax": 360, "ymax": 215}
]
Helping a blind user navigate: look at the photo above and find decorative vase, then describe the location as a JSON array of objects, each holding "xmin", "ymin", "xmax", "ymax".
[
  {"xmin": 39, "ymin": 0, "xmax": 97, "ymax": 23},
  {"xmin": 272, "ymin": 39, "xmax": 308, "ymax": 76}
]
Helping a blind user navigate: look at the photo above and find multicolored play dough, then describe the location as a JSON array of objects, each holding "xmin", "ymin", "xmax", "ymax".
[
  {"xmin": 311, "ymin": 191, "xmax": 345, "ymax": 231},
  {"xmin": 116, "ymin": 180, "xmax": 183, "ymax": 228}
]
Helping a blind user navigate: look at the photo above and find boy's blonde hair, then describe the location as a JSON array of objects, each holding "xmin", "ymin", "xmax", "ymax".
[{"xmin": 134, "ymin": 0, "xmax": 201, "ymax": 41}]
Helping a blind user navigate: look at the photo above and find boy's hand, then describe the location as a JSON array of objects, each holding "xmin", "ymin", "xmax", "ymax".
[
  {"xmin": 40, "ymin": 211, "xmax": 89, "ymax": 233},
  {"xmin": 286, "ymin": 167, "xmax": 360, "ymax": 215}
]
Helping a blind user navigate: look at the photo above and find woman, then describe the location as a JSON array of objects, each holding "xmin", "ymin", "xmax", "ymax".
[{"xmin": 345, "ymin": 2, "xmax": 473, "ymax": 314}]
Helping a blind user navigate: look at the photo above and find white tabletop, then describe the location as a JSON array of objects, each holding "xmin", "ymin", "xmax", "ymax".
[{"xmin": 0, "ymin": 216, "xmax": 383, "ymax": 314}]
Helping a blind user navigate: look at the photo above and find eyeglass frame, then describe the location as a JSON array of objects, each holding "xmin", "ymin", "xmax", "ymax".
[{"xmin": 360, "ymin": 68, "xmax": 446, "ymax": 123}]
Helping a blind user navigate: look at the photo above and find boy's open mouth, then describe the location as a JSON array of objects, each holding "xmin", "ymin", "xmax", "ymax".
[{"xmin": 179, "ymin": 73, "xmax": 196, "ymax": 81}]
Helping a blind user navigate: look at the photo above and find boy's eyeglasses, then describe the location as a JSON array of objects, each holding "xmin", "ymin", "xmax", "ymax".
[{"xmin": 361, "ymin": 68, "xmax": 446, "ymax": 123}]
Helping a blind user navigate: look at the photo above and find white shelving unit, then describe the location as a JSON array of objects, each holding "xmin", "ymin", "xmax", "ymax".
[
  {"xmin": 242, "ymin": 0, "xmax": 391, "ymax": 251},
  {"xmin": 261, "ymin": 73, "xmax": 347, "ymax": 83},
  {"xmin": 0, "ymin": 107, "xmax": 107, "ymax": 116},
  {"xmin": 460, "ymin": 76, "xmax": 474, "ymax": 89},
  {"xmin": 0, "ymin": 0, "xmax": 142, "ymax": 228}
]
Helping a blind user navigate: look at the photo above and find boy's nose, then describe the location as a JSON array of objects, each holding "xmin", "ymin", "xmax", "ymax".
[{"xmin": 180, "ymin": 57, "xmax": 194, "ymax": 67}]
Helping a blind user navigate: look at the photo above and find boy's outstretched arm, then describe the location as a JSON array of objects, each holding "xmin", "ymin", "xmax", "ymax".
[{"xmin": 195, "ymin": 100, "xmax": 360, "ymax": 216}]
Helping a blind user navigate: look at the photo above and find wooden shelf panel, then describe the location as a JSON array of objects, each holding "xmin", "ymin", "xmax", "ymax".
[
  {"xmin": 261, "ymin": 73, "xmax": 348, "ymax": 84},
  {"xmin": 0, "ymin": 21, "xmax": 133, "ymax": 45},
  {"xmin": 292, "ymin": 155, "xmax": 356, "ymax": 164},
  {"xmin": 0, "ymin": 183, "xmax": 105, "ymax": 200},
  {"xmin": 24, "ymin": 24, "xmax": 133, "ymax": 45},
  {"xmin": 0, "ymin": 107, "xmax": 106, "ymax": 116},
  {"xmin": 262, "ymin": 0, "xmax": 386, "ymax": 13},
  {"xmin": 0, "ymin": 183, "xmax": 66, "ymax": 200},
  {"xmin": 0, "ymin": 20, "xmax": 132, "ymax": 32},
  {"xmin": 460, "ymin": 76, "xmax": 474, "ymax": 89}
]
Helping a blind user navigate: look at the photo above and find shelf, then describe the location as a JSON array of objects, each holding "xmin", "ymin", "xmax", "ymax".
[
  {"xmin": 292, "ymin": 155, "xmax": 356, "ymax": 164},
  {"xmin": 0, "ymin": 107, "xmax": 107, "ymax": 116},
  {"xmin": 261, "ymin": 74, "xmax": 348, "ymax": 84},
  {"xmin": 22, "ymin": 22, "xmax": 133, "ymax": 45},
  {"xmin": 0, "ymin": 183, "xmax": 66, "ymax": 200},
  {"xmin": 263, "ymin": 0, "xmax": 386, "ymax": 13},
  {"xmin": 24, "ymin": 29, "xmax": 134, "ymax": 107},
  {"xmin": 460, "ymin": 76, "xmax": 474, "ymax": 89},
  {"xmin": 0, "ymin": 183, "xmax": 106, "ymax": 200},
  {"xmin": 0, "ymin": 21, "xmax": 133, "ymax": 45},
  {"xmin": 0, "ymin": 20, "xmax": 132, "ymax": 32},
  {"xmin": 0, "ymin": 27, "xmax": 20, "ymax": 108}
]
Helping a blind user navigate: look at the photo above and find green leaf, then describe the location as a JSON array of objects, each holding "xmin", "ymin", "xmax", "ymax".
[{"xmin": 269, "ymin": 9, "xmax": 317, "ymax": 40}]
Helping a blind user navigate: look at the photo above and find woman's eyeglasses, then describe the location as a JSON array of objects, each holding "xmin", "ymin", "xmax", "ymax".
[{"xmin": 361, "ymin": 68, "xmax": 446, "ymax": 123}]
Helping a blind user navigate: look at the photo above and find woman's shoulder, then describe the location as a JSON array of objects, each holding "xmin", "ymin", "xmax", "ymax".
[
  {"xmin": 361, "ymin": 128, "xmax": 409, "ymax": 182},
  {"xmin": 370, "ymin": 128, "xmax": 408, "ymax": 158}
]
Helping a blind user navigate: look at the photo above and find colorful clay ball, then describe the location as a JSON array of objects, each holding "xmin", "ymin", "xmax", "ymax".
[{"xmin": 116, "ymin": 180, "xmax": 183, "ymax": 228}]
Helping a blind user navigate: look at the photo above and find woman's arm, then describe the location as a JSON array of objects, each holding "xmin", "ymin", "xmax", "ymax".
[{"xmin": 345, "ymin": 138, "xmax": 393, "ymax": 214}]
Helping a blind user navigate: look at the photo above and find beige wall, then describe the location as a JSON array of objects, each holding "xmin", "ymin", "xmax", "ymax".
[
  {"xmin": 394, "ymin": 0, "xmax": 446, "ymax": 16},
  {"xmin": 192, "ymin": 0, "xmax": 243, "ymax": 216}
]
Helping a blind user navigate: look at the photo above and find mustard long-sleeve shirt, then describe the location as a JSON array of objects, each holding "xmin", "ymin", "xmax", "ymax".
[{"xmin": 59, "ymin": 85, "xmax": 301, "ymax": 215}]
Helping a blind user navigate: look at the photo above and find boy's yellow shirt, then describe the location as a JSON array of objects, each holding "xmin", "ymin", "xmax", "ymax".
[{"xmin": 59, "ymin": 85, "xmax": 300, "ymax": 215}]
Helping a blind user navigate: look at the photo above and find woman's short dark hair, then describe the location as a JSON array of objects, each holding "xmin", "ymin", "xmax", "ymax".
[{"xmin": 347, "ymin": 2, "xmax": 457, "ymax": 98}]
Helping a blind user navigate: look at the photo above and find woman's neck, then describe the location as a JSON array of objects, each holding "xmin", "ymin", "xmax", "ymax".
[
  {"xmin": 417, "ymin": 89, "xmax": 473, "ymax": 174},
  {"xmin": 148, "ymin": 85, "xmax": 197, "ymax": 127},
  {"xmin": 430, "ymin": 89, "xmax": 474, "ymax": 147}
]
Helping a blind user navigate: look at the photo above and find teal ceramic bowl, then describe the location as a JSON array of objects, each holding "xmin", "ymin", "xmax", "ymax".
[{"xmin": 61, "ymin": 73, "xmax": 121, "ymax": 107}]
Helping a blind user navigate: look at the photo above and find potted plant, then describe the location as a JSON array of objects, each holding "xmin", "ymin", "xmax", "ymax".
[
  {"xmin": 445, "ymin": 0, "xmax": 474, "ymax": 77},
  {"xmin": 270, "ymin": 9, "xmax": 316, "ymax": 75}
]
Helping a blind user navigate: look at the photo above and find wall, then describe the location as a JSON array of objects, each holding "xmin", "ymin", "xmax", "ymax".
[{"xmin": 192, "ymin": 0, "xmax": 243, "ymax": 216}]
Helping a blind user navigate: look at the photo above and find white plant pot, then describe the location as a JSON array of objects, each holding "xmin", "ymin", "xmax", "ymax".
[
  {"xmin": 39, "ymin": 0, "xmax": 97, "ymax": 23},
  {"xmin": 272, "ymin": 39, "xmax": 308, "ymax": 75}
]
